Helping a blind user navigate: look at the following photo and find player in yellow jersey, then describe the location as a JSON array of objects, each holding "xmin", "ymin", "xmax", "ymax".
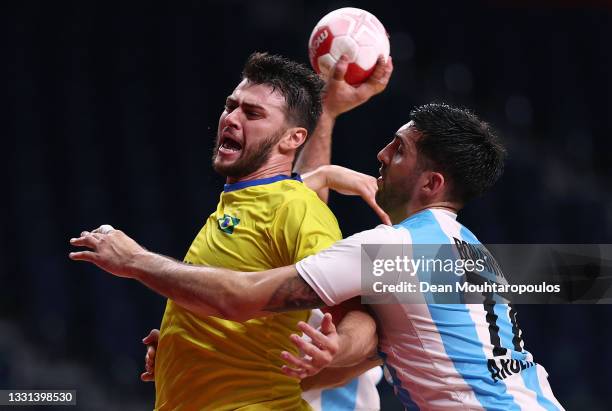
[
  {"xmin": 71, "ymin": 52, "xmax": 391, "ymax": 410},
  {"xmin": 153, "ymin": 52, "xmax": 336, "ymax": 411}
]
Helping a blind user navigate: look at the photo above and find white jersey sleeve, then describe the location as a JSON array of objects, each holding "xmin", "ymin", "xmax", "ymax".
[{"xmin": 296, "ymin": 224, "xmax": 407, "ymax": 306}]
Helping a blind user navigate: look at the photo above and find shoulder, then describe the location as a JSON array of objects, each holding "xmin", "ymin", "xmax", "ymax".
[
  {"xmin": 348, "ymin": 224, "xmax": 409, "ymax": 244},
  {"xmin": 398, "ymin": 209, "xmax": 482, "ymax": 245},
  {"xmin": 277, "ymin": 179, "xmax": 325, "ymax": 204},
  {"xmin": 274, "ymin": 180, "xmax": 338, "ymax": 221},
  {"xmin": 397, "ymin": 209, "xmax": 443, "ymax": 231},
  {"xmin": 313, "ymin": 224, "xmax": 407, "ymax": 255},
  {"xmin": 266, "ymin": 180, "xmax": 342, "ymax": 247}
]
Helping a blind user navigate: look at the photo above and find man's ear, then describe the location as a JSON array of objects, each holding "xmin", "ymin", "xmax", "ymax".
[
  {"xmin": 422, "ymin": 171, "xmax": 446, "ymax": 198},
  {"xmin": 278, "ymin": 127, "xmax": 308, "ymax": 153}
]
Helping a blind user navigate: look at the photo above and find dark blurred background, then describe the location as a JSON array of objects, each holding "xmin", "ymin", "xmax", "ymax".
[{"xmin": 2, "ymin": 0, "xmax": 611, "ymax": 409}]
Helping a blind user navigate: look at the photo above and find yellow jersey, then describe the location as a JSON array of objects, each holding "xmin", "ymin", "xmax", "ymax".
[{"xmin": 155, "ymin": 175, "xmax": 342, "ymax": 410}]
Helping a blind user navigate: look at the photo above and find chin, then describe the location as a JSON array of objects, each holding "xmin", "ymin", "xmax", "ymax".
[
  {"xmin": 213, "ymin": 159, "xmax": 251, "ymax": 180},
  {"xmin": 212, "ymin": 159, "xmax": 232, "ymax": 176}
]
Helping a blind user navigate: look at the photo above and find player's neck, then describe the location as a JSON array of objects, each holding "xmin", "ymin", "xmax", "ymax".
[
  {"xmin": 391, "ymin": 201, "xmax": 461, "ymax": 224},
  {"xmin": 226, "ymin": 159, "xmax": 294, "ymax": 184}
]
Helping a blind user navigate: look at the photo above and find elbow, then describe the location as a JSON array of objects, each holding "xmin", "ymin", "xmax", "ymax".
[
  {"xmin": 216, "ymin": 302, "xmax": 239, "ymax": 322},
  {"xmin": 218, "ymin": 303, "xmax": 252, "ymax": 322}
]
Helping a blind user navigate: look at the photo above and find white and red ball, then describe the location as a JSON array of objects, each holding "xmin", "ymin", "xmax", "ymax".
[{"xmin": 308, "ymin": 7, "xmax": 390, "ymax": 85}]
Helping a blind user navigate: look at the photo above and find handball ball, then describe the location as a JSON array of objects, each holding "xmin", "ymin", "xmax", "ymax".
[{"xmin": 308, "ymin": 7, "xmax": 390, "ymax": 85}]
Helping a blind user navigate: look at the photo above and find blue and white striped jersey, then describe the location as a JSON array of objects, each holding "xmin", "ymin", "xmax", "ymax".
[{"xmin": 296, "ymin": 208, "xmax": 564, "ymax": 411}]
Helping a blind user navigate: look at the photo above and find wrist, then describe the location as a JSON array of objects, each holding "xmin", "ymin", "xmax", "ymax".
[
  {"xmin": 128, "ymin": 250, "xmax": 158, "ymax": 280},
  {"xmin": 319, "ymin": 108, "xmax": 338, "ymax": 124},
  {"xmin": 328, "ymin": 333, "xmax": 350, "ymax": 367}
]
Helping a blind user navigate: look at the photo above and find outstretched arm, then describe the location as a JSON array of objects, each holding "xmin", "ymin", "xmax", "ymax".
[
  {"xmin": 69, "ymin": 227, "xmax": 323, "ymax": 322},
  {"xmin": 294, "ymin": 55, "xmax": 393, "ymax": 201}
]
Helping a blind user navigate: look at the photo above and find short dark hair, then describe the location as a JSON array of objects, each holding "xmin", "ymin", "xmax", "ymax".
[
  {"xmin": 242, "ymin": 52, "xmax": 324, "ymax": 136},
  {"xmin": 410, "ymin": 103, "xmax": 506, "ymax": 203}
]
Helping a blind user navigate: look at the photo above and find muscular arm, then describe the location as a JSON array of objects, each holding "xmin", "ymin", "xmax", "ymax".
[
  {"xmin": 294, "ymin": 55, "xmax": 393, "ymax": 201},
  {"xmin": 280, "ymin": 300, "xmax": 379, "ymax": 382},
  {"xmin": 302, "ymin": 165, "xmax": 390, "ymax": 225},
  {"xmin": 69, "ymin": 231, "xmax": 325, "ymax": 322},
  {"xmin": 129, "ymin": 252, "xmax": 322, "ymax": 322},
  {"xmin": 328, "ymin": 304, "xmax": 379, "ymax": 367},
  {"xmin": 293, "ymin": 111, "xmax": 335, "ymax": 201}
]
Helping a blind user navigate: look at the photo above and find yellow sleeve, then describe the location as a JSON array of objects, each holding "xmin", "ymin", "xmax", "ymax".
[{"xmin": 270, "ymin": 194, "xmax": 342, "ymax": 265}]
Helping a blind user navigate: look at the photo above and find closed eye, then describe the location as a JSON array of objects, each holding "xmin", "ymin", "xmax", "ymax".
[
  {"xmin": 245, "ymin": 110, "xmax": 262, "ymax": 118},
  {"xmin": 391, "ymin": 136, "xmax": 402, "ymax": 155}
]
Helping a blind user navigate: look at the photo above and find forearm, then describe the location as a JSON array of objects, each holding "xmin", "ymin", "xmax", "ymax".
[
  {"xmin": 129, "ymin": 252, "xmax": 320, "ymax": 321},
  {"xmin": 300, "ymin": 358, "xmax": 382, "ymax": 391},
  {"xmin": 332, "ymin": 310, "xmax": 379, "ymax": 367},
  {"xmin": 301, "ymin": 165, "xmax": 331, "ymax": 194},
  {"xmin": 302, "ymin": 164, "xmax": 362, "ymax": 195},
  {"xmin": 70, "ymin": 228, "xmax": 327, "ymax": 319},
  {"xmin": 129, "ymin": 251, "xmax": 246, "ymax": 318},
  {"xmin": 293, "ymin": 111, "xmax": 335, "ymax": 201}
]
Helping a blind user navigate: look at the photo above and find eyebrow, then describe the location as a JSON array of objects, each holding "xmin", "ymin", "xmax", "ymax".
[
  {"xmin": 395, "ymin": 132, "xmax": 417, "ymax": 152},
  {"xmin": 225, "ymin": 96, "xmax": 267, "ymax": 112}
]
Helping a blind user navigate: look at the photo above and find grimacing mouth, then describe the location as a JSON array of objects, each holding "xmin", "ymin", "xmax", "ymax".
[{"xmin": 219, "ymin": 134, "xmax": 243, "ymax": 152}]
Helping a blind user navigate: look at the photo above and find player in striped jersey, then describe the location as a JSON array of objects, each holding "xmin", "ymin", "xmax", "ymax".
[
  {"xmin": 289, "ymin": 104, "xmax": 564, "ymax": 410},
  {"xmin": 69, "ymin": 103, "xmax": 564, "ymax": 410}
]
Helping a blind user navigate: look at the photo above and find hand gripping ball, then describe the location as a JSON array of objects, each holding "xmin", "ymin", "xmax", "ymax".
[{"xmin": 308, "ymin": 7, "xmax": 390, "ymax": 85}]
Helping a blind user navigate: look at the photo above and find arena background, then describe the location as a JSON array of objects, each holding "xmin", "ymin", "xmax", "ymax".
[{"xmin": 2, "ymin": 0, "xmax": 611, "ymax": 409}]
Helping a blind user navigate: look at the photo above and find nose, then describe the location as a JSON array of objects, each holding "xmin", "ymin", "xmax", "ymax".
[
  {"xmin": 377, "ymin": 143, "xmax": 390, "ymax": 165},
  {"xmin": 221, "ymin": 108, "xmax": 241, "ymax": 131}
]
